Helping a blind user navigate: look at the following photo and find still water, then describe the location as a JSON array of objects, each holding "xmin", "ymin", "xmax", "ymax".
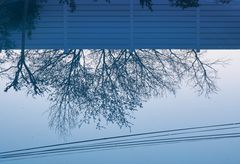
[
  {"xmin": 0, "ymin": 50, "xmax": 239, "ymax": 163},
  {"xmin": 1, "ymin": 0, "xmax": 240, "ymax": 163}
]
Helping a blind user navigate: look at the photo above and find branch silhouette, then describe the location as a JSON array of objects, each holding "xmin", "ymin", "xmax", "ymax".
[
  {"xmin": 0, "ymin": 49, "xmax": 225, "ymax": 134},
  {"xmin": 0, "ymin": 0, "xmax": 231, "ymax": 134}
]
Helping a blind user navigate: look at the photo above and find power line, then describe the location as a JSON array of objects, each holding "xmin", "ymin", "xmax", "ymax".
[
  {"xmin": 1, "ymin": 132, "xmax": 240, "ymax": 161},
  {"xmin": 1, "ymin": 122, "xmax": 239, "ymax": 155},
  {"xmin": 0, "ymin": 122, "xmax": 240, "ymax": 161}
]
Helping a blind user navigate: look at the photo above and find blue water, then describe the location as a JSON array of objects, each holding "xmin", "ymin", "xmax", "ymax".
[{"xmin": 0, "ymin": 50, "xmax": 240, "ymax": 163}]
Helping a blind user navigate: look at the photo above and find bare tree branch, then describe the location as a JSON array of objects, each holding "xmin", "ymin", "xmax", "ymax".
[{"xmin": 0, "ymin": 49, "xmax": 225, "ymax": 134}]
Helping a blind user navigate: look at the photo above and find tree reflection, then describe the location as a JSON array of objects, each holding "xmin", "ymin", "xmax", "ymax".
[
  {"xmin": 169, "ymin": 0, "xmax": 231, "ymax": 9},
  {"xmin": 0, "ymin": 49, "xmax": 223, "ymax": 134}
]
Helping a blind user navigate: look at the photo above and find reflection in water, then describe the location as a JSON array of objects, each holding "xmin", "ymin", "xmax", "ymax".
[
  {"xmin": 0, "ymin": 0, "xmax": 230, "ymax": 134},
  {"xmin": 0, "ymin": 0, "xmax": 44, "ymax": 49},
  {"xmin": 0, "ymin": 49, "xmax": 223, "ymax": 134},
  {"xmin": 169, "ymin": 0, "xmax": 231, "ymax": 8}
]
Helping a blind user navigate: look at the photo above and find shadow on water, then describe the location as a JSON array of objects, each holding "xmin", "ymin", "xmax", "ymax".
[{"xmin": 0, "ymin": 0, "xmax": 231, "ymax": 134}]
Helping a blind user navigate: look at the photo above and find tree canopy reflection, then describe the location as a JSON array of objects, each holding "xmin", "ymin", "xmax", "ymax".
[{"xmin": 0, "ymin": 49, "xmax": 223, "ymax": 134}]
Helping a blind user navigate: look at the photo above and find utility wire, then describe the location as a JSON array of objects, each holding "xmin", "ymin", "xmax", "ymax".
[
  {"xmin": 2, "ymin": 125, "xmax": 240, "ymax": 159},
  {"xmin": 1, "ymin": 122, "xmax": 239, "ymax": 156},
  {"xmin": 0, "ymin": 122, "xmax": 240, "ymax": 161},
  {"xmin": 2, "ymin": 133, "xmax": 240, "ymax": 163},
  {"xmin": 1, "ymin": 132, "xmax": 240, "ymax": 161}
]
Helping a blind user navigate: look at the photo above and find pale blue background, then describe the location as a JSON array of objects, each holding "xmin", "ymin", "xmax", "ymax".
[{"xmin": 0, "ymin": 50, "xmax": 240, "ymax": 163}]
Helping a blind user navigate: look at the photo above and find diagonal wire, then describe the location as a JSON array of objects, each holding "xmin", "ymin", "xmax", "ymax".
[
  {"xmin": 1, "ymin": 123, "xmax": 240, "ymax": 160},
  {"xmin": 1, "ymin": 122, "xmax": 239, "ymax": 156},
  {"xmin": 1, "ymin": 132, "xmax": 240, "ymax": 161},
  {"xmin": 2, "ymin": 125, "xmax": 240, "ymax": 159}
]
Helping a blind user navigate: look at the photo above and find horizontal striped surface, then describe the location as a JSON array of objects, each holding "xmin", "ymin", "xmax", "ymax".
[{"xmin": 8, "ymin": 0, "xmax": 240, "ymax": 49}]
